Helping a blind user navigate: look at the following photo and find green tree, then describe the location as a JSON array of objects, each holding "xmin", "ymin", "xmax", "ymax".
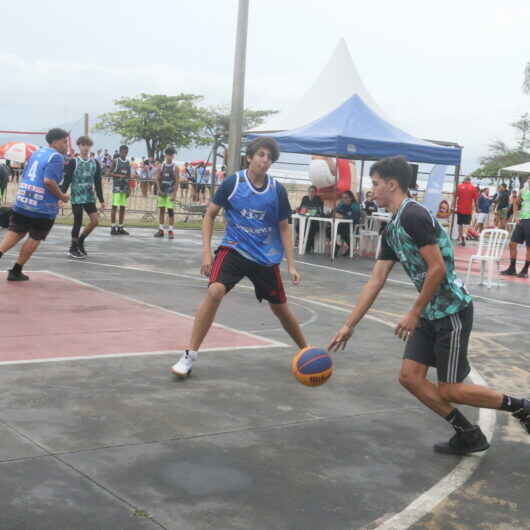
[
  {"xmin": 95, "ymin": 93, "xmax": 206, "ymax": 159},
  {"xmin": 511, "ymin": 113, "xmax": 530, "ymax": 151}
]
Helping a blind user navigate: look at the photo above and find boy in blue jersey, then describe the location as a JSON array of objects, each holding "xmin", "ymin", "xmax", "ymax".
[
  {"xmin": 328, "ymin": 156, "xmax": 530, "ymax": 453},
  {"xmin": 0, "ymin": 128, "xmax": 70, "ymax": 281},
  {"xmin": 172, "ymin": 137, "xmax": 307, "ymax": 377}
]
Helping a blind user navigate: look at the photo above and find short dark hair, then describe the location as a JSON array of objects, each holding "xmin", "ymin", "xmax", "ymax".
[
  {"xmin": 76, "ymin": 135, "xmax": 93, "ymax": 147},
  {"xmin": 370, "ymin": 156, "xmax": 412, "ymax": 192},
  {"xmin": 246, "ymin": 137, "xmax": 279, "ymax": 162},
  {"xmin": 341, "ymin": 190, "xmax": 356, "ymax": 201},
  {"xmin": 308, "ymin": 185, "xmax": 317, "ymax": 192},
  {"xmin": 165, "ymin": 147, "xmax": 176, "ymax": 156},
  {"xmin": 46, "ymin": 128, "xmax": 69, "ymax": 145},
  {"xmin": 119, "ymin": 145, "xmax": 128, "ymax": 152}
]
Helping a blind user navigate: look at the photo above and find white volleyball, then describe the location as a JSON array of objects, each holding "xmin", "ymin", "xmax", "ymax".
[{"xmin": 309, "ymin": 159, "xmax": 335, "ymax": 188}]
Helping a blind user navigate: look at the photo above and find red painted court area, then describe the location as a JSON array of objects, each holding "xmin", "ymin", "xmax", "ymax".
[{"xmin": 1, "ymin": 272, "xmax": 273, "ymax": 363}]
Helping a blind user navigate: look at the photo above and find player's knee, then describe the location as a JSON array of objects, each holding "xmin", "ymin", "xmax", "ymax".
[
  {"xmin": 269, "ymin": 302, "xmax": 286, "ymax": 316},
  {"xmin": 207, "ymin": 282, "xmax": 226, "ymax": 302},
  {"xmin": 399, "ymin": 370, "xmax": 421, "ymax": 392}
]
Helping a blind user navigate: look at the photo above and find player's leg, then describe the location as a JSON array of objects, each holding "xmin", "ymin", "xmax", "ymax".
[
  {"xmin": 269, "ymin": 302, "xmax": 307, "ymax": 349},
  {"xmin": 69, "ymin": 204, "xmax": 85, "ymax": 258},
  {"xmin": 167, "ymin": 208, "xmax": 175, "ymax": 239},
  {"xmin": 171, "ymin": 247, "xmax": 241, "ymax": 377},
  {"xmin": 1, "ymin": 212, "xmax": 31, "ymax": 266},
  {"xmin": 110, "ymin": 203, "xmax": 118, "ymax": 235},
  {"xmin": 155, "ymin": 206, "xmax": 165, "ymax": 237},
  {"xmin": 118, "ymin": 204, "xmax": 129, "ymax": 235},
  {"xmin": 0, "ymin": 230, "xmax": 26, "ymax": 256},
  {"xmin": 501, "ymin": 224, "xmax": 522, "ymax": 275},
  {"xmin": 77, "ymin": 205, "xmax": 99, "ymax": 257}
]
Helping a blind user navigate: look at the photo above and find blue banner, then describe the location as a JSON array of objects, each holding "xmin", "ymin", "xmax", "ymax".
[{"xmin": 423, "ymin": 165, "xmax": 447, "ymax": 216}]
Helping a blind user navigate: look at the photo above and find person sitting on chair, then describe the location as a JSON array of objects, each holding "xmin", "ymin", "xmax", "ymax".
[
  {"xmin": 334, "ymin": 190, "xmax": 361, "ymax": 256},
  {"xmin": 297, "ymin": 185, "xmax": 323, "ymax": 252}
]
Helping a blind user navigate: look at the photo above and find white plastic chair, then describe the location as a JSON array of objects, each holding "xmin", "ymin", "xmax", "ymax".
[
  {"xmin": 465, "ymin": 229, "xmax": 509, "ymax": 288},
  {"xmin": 358, "ymin": 215, "xmax": 380, "ymax": 258}
]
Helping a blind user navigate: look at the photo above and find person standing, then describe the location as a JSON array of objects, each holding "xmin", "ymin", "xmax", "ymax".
[
  {"xmin": 501, "ymin": 175, "xmax": 530, "ymax": 278},
  {"xmin": 171, "ymin": 137, "xmax": 307, "ymax": 377},
  {"xmin": 61, "ymin": 136, "xmax": 105, "ymax": 258},
  {"xmin": 329, "ymin": 156, "xmax": 529, "ymax": 453},
  {"xmin": 154, "ymin": 147, "xmax": 179, "ymax": 239},
  {"xmin": 475, "ymin": 188, "xmax": 494, "ymax": 233},
  {"xmin": 454, "ymin": 176, "xmax": 479, "ymax": 246},
  {"xmin": 110, "ymin": 145, "xmax": 131, "ymax": 236},
  {"xmin": 495, "ymin": 183, "xmax": 510, "ymax": 230},
  {"xmin": 0, "ymin": 128, "xmax": 70, "ymax": 280}
]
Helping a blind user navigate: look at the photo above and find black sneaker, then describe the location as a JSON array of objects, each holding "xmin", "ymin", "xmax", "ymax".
[
  {"xmin": 7, "ymin": 269, "xmax": 29, "ymax": 281},
  {"xmin": 77, "ymin": 239, "xmax": 87, "ymax": 256},
  {"xmin": 434, "ymin": 425, "xmax": 489, "ymax": 455},
  {"xmin": 516, "ymin": 270, "xmax": 528, "ymax": 279},
  {"xmin": 512, "ymin": 399, "xmax": 530, "ymax": 434},
  {"xmin": 460, "ymin": 239, "xmax": 466, "ymax": 247},
  {"xmin": 117, "ymin": 227, "xmax": 130, "ymax": 236},
  {"xmin": 500, "ymin": 268, "xmax": 517, "ymax": 276},
  {"xmin": 110, "ymin": 226, "xmax": 118, "ymax": 236},
  {"xmin": 69, "ymin": 246, "xmax": 85, "ymax": 259},
  {"xmin": 154, "ymin": 229, "xmax": 164, "ymax": 238}
]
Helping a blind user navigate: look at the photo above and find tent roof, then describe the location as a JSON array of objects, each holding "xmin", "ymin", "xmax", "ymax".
[
  {"xmin": 501, "ymin": 161, "xmax": 530, "ymax": 174},
  {"xmin": 253, "ymin": 38, "xmax": 385, "ymax": 133},
  {"xmin": 247, "ymin": 94, "xmax": 462, "ymax": 166}
]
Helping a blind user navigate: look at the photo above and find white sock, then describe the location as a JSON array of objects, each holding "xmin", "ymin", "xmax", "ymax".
[
  {"xmin": 159, "ymin": 224, "xmax": 164, "ymax": 230},
  {"xmin": 169, "ymin": 225, "xmax": 174, "ymax": 231},
  {"xmin": 187, "ymin": 349, "xmax": 198, "ymax": 360},
  {"xmin": 119, "ymin": 225, "xmax": 123, "ymax": 228},
  {"xmin": 112, "ymin": 224, "xmax": 116, "ymax": 228}
]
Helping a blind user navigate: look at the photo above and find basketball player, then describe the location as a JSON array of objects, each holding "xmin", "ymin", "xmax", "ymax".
[
  {"xmin": 62, "ymin": 136, "xmax": 105, "ymax": 258},
  {"xmin": 154, "ymin": 147, "xmax": 179, "ymax": 239},
  {"xmin": 0, "ymin": 128, "xmax": 69, "ymax": 280},
  {"xmin": 110, "ymin": 145, "xmax": 131, "ymax": 235},
  {"xmin": 171, "ymin": 137, "xmax": 307, "ymax": 377},
  {"xmin": 328, "ymin": 156, "xmax": 529, "ymax": 453}
]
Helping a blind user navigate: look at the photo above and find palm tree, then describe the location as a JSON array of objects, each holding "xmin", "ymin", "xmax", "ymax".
[{"xmin": 523, "ymin": 62, "xmax": 530, "ymax": 94}]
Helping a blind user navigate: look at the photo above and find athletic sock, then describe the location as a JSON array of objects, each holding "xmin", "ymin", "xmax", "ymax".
[
  {"xmin": 499, "ymin": 395, "xmax": 524, "ymax": 413},
  {"xmin": 112, "ymin": 224, "xmax": 117, "ymax": 228},
  {"xmin": 79, "ymin": 233, "xmax": 87, "ymax": 243},
  {"xmin": 159, "ymin": 224, "xmax": 164, "ymax": 230},
  {"xmin": 445, "ymin": 408, "xmax": 474, "ymax": 432},
  {"xmin": 12, "ymin": 263, "xmax": 23, "ymax": 274},
  {"xmin": 169, "ymin": 226, "xmax": 174, "ymax": 231},
  {"xmin": 520, "ymin": 261, "xmax": 530, "ymax": 274}
]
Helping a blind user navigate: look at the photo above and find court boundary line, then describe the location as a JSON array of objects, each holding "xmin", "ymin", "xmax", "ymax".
[{"xmin": 29, "ymin": 260, "xmax": 497, "ymax": 529}]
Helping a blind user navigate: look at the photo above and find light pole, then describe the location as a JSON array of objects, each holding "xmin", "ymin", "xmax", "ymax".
[{"xmin": 226, "ymin": 0, "xmax": 249, "ymax": 175}]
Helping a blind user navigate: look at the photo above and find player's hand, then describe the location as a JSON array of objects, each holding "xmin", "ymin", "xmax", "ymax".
[
  {"xmin": 200, "ymin": 252, "xmax": 213, "ymax": 277},
  {"xmin": 288, "ymin": 266, "xmax": 301, "ymax": 285},
  {"xmin": 61, "ymin": 193, "xmax": 70, "ymax": 203},
  {"xmin": 100, "ymin": 202, "xmax": 106, "ymax": 212},
  {"xmin": 328, "ymin": 325, "xmax": 353, "ymax": 352},
  {"xmin": 395, "ymin": 311, "xmax": 419, "ymax": 341}
]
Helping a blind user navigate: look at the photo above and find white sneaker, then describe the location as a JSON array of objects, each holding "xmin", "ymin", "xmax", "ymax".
[{"xmin": 171, "ymin": 350, "xmax": 197, "ymax": 377}]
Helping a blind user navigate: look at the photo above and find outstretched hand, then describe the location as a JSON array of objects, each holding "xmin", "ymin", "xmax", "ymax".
[{"xmin": 328, "ymin": 325, "xmax": 353, "ymax": 352}]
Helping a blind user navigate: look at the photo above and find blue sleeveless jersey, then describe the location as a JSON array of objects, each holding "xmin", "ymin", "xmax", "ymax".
[
  {"xmin": 220, "ymin": 171, "xmax": 284, "ymax": 266},
  {"xmin": 14, "ymin": 147, "xmax": 65, "ymax": 219}
]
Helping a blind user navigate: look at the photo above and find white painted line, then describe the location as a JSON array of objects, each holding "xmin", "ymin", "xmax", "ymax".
[
  {"xmin": 44, "ymin": 270, "xmax": 287, "ymax": 350},
  {"xmin": 0, "ymin": 344, "xmax": 284, "ymax": 367},
  {"xmin": 46, "ymin": 260, "xmax": 497, "ymax": 529}
]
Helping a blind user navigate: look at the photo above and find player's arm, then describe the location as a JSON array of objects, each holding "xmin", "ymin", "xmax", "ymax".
[
  {"xmin": 60, "ymin": 159, "xmax": 75, "ymax": 194},
  {"xmin": 43, "ymin": 155, "xmax": 69, "ymax": 202},
  {"xmin": 94, "ymin": 161, "xmax": 105, "ymax": 209},
  {"xmin": 200, "ymin": 202, "xmax": 221, "ymax": 277},
  {"xmin": 328, "ymin": 259, "xmax": 395, "ymax": 352}
]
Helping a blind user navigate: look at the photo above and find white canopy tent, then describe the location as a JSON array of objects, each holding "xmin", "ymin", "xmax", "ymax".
[
  {"xmin": 501, "ymin": 161, "xmax": 530, "ymax": 174},
  {"xmin": 253, "ymin": 38, "xmax": 387, "ymax": 133}
]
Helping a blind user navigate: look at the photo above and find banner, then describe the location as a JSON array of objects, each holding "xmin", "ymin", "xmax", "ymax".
[{"xmin": 423, "ymin": 165, "xmax": 447, "ymax": 217}]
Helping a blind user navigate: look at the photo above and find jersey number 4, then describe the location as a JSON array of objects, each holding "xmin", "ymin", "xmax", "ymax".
[{"xmin": 27, "ymin": 161, "xmax": 39, "ymax": 181}]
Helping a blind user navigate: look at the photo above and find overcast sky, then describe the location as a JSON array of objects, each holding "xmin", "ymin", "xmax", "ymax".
[{"xmin": 1, "ymin": 0, "xmax": 529, "ymax": 172}]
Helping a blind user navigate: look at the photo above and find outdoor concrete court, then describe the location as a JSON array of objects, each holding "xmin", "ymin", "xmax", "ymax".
[{"xmin": 1, "ymin": 225, "xmax": 529, "ymax": 530}]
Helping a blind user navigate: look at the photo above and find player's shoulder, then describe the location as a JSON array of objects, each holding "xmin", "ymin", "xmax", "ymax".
[{"xmin": 401, "ymin": 200, "xmax": 434, "ymax": 226}]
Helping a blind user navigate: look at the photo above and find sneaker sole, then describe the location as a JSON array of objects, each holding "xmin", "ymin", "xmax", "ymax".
[
  {"xmin": 433, "ymin": 441, "xmax": 490, "ymax": 455},
  {"xmin": 172, "ymin": 368, "xmax": 192, "ymax": 378}
]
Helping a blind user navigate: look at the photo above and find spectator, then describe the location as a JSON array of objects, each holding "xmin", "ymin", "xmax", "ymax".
[
  {"xmin": 455, "ymin": 176, "xmax": 479, "ymax": 246},
  {"xmin": 508, "ymin": 189, "xmax": 520, "ymax": 222},
  {"xmin": 363, "ymin": 190, "xmax": 378, "ymax": 215},
  {"xmin": 180, "ymin": 162, "xmax": 193, "ymax": 202},
  {"xmin": 476, "ymin": 188, "xmax": 494, "ymax": 232},
  {"xmin": 298, "ymin": 185, "xmax": 324, "ymax": 252},
  {"xmin": 334, "ymin": 190, "xmax": 361, "ymax": 256},
  {"xmin": 495, "ymin": 183, "xmax": 510, "ymax": 230}
]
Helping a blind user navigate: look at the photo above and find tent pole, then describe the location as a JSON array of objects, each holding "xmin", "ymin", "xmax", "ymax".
[
  {"xmin": 449, "ymin": 163, "xmax": 460, "ymax": 239},
  {"xmin": 331, "ymin": 156, "xmax": 338, "ymax": 263},
  {"xmin": 359, "ymin": 159, "xmax": 365, "ymax": 199}
]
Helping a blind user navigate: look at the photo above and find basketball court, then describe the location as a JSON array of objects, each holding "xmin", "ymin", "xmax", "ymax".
[{"xmin": 0, "ymin": 225, "xmax": 529, "ymax": 530}]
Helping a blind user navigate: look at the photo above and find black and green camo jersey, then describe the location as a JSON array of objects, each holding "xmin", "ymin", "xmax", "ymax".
[
  {"xmin": 383, "ymin": 198, "xmax": 471, "ymax": 320},
  {"xmin": 71, "ymin": 158, "xmax": 97, "ymax": 205}
]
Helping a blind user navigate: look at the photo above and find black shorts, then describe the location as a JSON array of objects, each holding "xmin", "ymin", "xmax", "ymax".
[
  {"xmin": 72, "ymin": 203, "xmax": 98, "ymax": 216},
  {"xmin": 180, "ymin": 181, "xmax": 189, "ymax": 190},
  {"xmin": 209, "ymin": 247, "xmax": 287, "ymax": 305},
  {"xmin": 404, "ymin": 303, "xmax": 473, "ymax": 383},
  {"xmin": 457, "ymin": 213, "xmax": 472, "ymax": 226},
  {"xmin": 8, "ymin": 211, "xmax": 55, "ymax": 241},
  {"xmin": 197, "ymin": 184, "xmax": 206, "ymax": 193},
  {"xmin": 511, "ymin": 219, "xmax": 530, "ymax": 247}
]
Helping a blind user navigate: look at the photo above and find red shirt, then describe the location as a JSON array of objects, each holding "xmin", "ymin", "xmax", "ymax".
[{"xmin": 456, "ymin": 182, "xmax": 479, "ymax": 215}]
